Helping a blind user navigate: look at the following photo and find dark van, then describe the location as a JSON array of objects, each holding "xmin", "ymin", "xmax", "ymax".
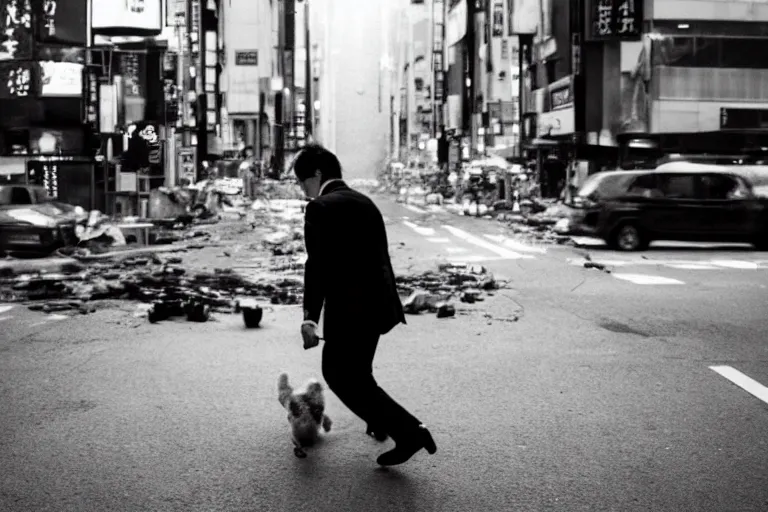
[{"xmin": 566, "ymin": 164, "xmax": 768, "ymax": 251}]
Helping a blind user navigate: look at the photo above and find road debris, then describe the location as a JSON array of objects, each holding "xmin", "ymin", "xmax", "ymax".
[
  {"xmin": 239, "ymin": 299, "xmax": 264, "ymax": 328},
  {"xmin": 397, "ymin": 262, "xmax": 500, "ymax": 317},
  {"xmin": 436, "ymin": 302, "xmax": 456, "ymax": 318},
  {"xmin": 584, "ymin": 261, "xmax": 611, "ymax": 273}
]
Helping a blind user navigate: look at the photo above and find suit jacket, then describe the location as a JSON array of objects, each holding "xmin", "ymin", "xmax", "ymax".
[{"xmin": 302, "ymin": 180, "xmax": 406, "ymax": 339}]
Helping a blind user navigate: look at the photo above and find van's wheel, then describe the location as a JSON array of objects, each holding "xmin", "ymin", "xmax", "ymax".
[{"xmin": 610, "ymin": 222, "xmax": 648, "ymax": 251}]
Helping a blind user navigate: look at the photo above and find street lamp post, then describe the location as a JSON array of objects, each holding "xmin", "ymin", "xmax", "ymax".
[{"xmin": 304, "ymin": 0, "xmax": 313, "ymax": 138}]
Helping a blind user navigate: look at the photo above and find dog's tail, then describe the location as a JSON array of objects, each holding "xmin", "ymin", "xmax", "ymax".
[{"xmin": 278, "ymin": 372, "xmax": 293, "ymax": 407}]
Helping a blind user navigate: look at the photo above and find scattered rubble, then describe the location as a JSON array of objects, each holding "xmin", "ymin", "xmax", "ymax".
[
  {"xmin": 584, "ymin": 261, "xmax": 610, "ymax": 273},
  {"xmin": 0, "ymin": 178, "xmax": 519, "ymax": 325},
  {"xmin": 397, "ymin": 263, "xmax": 501, "ymax": 318}
]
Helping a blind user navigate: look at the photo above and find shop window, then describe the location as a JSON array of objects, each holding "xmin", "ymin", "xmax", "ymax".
[
  {"xmin": 414, "ymin": 78, "xmax": 424, "ymax": 91},
  {"xmin": 720, "ymin": 38, "xmax": 768, "ymax": 68},
  {"xmin": 545, "ymin": 59, "xmax": 557, "ymax": 85},
  {"xmin": 1, "ymin": 129, "xmax": 29, "ymax": 156},
  {"xmin": 653, "ymin": 37, "xmax": 768, "ymax": 69},
  {"xmin": 652, "ymin": 37, "xmax": 696, "ymax": 67},
  {"xmin": 690, "ymin": 38, "xmax": 720, "ymax": 67}
]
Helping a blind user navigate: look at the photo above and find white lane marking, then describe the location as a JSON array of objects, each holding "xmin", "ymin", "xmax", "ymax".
[
  {"xmin": 710, "ymin": 260, "xmax": 759, "ymax": 270},
  {"xmin": 446, "ymin": 256, "xmax": 509, "ymax": 263},
  {"xmin": 710, "ymin": 366, "xmax": 768, "ymax": 405},
  {"xmin": 403, "ymin": 204, "xmax": 427, "ymax": 214},
  {"xmin": 29, "ymin": 314, "xmax": 68, "ymax": 327},
  {"xmin": 0, "ymin": 305, "xmax": 13, "ymax": 314},
  {"xmin": 569, "ymin": 258, "xmax": 765, "ymax": 270},
  {"xmin": 442, "ymin": 225, "xmax": 533, "ymax": 260},
  {"xmin": 403, "ymin": 221, "xmax": 436, "ymax": 236},
  {"xmin": 668, "ymin": 264, "xmax": 719, "ymax": 270},
  {"xmin": 0, "ymin": 316, "xmax": 12, "ymax": 323},
  {"xmin": 484, "ymin": 234, "xmax": 547, "ymax": 254},
  {"xmin": 612, "ymin": 273, "xmax": 685, "ymax": 285},
  {"xmin": 446, "ymin": 247, "xmax": 469, "ymax": 253},
  {"xmin": 426, "ymin": 237, "xmax": 451, "ymax": 243}
]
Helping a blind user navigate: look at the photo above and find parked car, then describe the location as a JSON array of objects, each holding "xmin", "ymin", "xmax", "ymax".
[
  {"xmin": 565, "ymin": 164, "xmax": 768, "ymax": 251},
  {"xmin": 0, "ymin": 185, "xmax": 83, "ymax": 256}
]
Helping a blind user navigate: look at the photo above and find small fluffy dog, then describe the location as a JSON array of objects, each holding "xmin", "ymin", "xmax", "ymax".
[{"xmin": 277, "ymin": 373, "xmax": 332, "ymax": 458}]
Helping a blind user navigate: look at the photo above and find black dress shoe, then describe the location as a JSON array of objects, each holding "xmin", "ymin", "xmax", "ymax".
[
  {"xmin": 376, "ymin": 424, "xmax": 436, "ymax": 466},
  {"xmin": 366, "ymin": 424, "xmax": 389, "ymax": 442}
]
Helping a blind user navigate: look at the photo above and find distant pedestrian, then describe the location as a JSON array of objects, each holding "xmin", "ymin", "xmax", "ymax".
[
  {"xmin": 239, "ymin": 146, "xmax": 258, "ymax": 197},
  {"xmin": 291, "ymin": 143, "xmax": 437, "ymax": 466}
]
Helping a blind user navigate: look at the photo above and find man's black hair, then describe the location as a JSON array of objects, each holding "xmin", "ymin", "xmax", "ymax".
[{"xmin": 292, "ymin": 143, "xmax": 342, "ymax": 182}]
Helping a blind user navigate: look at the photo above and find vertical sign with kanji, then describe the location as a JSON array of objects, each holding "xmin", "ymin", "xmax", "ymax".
[
  {"xmin": 585, "ymin": 0, "xmax": 642, "ymax": 41},
  {"xmin": 0, "ymin": 0, "xmax": 33, "ymax": 61}
]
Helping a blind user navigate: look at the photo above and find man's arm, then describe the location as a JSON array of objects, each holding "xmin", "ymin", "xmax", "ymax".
[{"xmin": 302, "ymin": 200, "xmax": 325, "ymax": 326}]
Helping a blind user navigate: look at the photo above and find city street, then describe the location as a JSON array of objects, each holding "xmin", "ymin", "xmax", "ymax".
[{"xmin": 2, "ymin": 195, "xmax": 768, "ymax": 512}]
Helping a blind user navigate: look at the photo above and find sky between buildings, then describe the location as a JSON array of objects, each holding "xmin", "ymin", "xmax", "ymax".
[{"xmin": 316, "ymin": 0, "xmax": 404, "ymax": 179}]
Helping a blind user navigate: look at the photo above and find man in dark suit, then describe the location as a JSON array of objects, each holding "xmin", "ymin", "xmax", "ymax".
[{"xmin": 292, "ymin": 143, "xmax": 437, "ymax": 466}]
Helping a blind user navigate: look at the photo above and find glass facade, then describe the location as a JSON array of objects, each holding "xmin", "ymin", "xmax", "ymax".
[{"xmin": 652, "ymin": 37, "xmax": 768, "ymax": 69}]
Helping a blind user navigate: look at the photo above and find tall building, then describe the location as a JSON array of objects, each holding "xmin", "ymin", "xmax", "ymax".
[
  {"xmin": 220, "ymin": 0, "xmax": 285, "ymax": 168},
  {"xmin": 522, "ymin": 0, "xmax": 768, "ymax": 197},
  {"xmin": 641, "ymin": 0, "xmax": 768, "ymax": 154},
  {"xmin": 0, "ymin": 0, "xmax": 184, "ymax": 213},
  {"xmin": 391, "ymin": 0, "xmax": 446, "ymax": 165}
]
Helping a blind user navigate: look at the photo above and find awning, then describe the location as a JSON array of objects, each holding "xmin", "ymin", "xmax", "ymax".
[
  {"xmin": 487, "ymin": 146, "xmax": 518, "ymax": 159},
  {"xmin": 526, "ymin": 138, "xmax": 561, "ymax": 147}
]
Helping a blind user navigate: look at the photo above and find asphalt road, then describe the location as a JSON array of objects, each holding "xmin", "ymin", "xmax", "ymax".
[{"xmin": 1, "ymin": 195, "xmax": 767, "ymax": 512}]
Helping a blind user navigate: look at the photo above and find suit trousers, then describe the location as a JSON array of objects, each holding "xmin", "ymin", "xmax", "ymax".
[{"xmin": 321, "ymin": 330, "xmax": 421, "ymax": 444}]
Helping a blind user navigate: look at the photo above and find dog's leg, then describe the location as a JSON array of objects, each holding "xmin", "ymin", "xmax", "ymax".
[
  {"xmin": 321, "ymin": 414, "xmax": 332, "ymax": 432},
  {"xmin": 293, "ymin": 438, "xmax": 307, "ymax": 458},
  {"xmin": 292, "ymin": 437, "xmax": 307, "ymax": 458}
]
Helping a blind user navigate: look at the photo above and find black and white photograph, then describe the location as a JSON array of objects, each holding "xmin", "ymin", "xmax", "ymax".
[{"xmin": 1, "ymin": 0, "xmax": 768, "ymax": 511}]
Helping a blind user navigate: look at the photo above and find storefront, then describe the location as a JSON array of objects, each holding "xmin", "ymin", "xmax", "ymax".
[{"xmin": 530, "ymin": 76, "xmax": 576, "ymax": 198}]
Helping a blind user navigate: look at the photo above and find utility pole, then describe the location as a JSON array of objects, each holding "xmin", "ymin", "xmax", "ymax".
[
  {"xmin": 304, "ymin": 0, "xmax": 313, "ymax": 138},
  {"xmin": 430, "ymin": 0, "xmax": 436, "ymax": 138},
  {"xmin": 405, "ymin": 6, "xmax": 414, "ymax": 162},
  {"xmin": 466, "ymin": 0, "xmax": 476, "ymax": 157}
]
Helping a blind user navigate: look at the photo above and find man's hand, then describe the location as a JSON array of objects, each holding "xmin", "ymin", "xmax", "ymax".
[{"xmin": 301, "ymin": 321, "xmax": 320, "ymax": 350}]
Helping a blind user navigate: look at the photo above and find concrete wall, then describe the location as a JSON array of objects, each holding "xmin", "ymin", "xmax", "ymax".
[{"xmin": 651, "ymin": 99, "xmax": 768, "ymax": 132}]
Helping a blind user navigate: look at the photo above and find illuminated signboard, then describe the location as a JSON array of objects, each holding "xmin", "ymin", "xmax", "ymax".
[
  {"xmin": 91, "ymin": 0, "xmax": 162, "ymax": 35},
  {"xmin": 585, "ymin": 0, "xmax": 643, "ymax": 41}
]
